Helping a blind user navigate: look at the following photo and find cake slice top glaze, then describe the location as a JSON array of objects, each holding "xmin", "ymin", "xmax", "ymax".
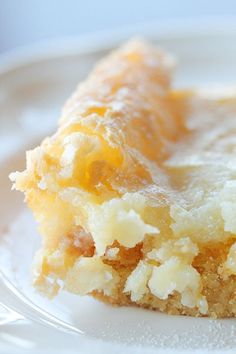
[{"xmin": 10, "ymin": 40, "xmax": 236, "ymax": 317}]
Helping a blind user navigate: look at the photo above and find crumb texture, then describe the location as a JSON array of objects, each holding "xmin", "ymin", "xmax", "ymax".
[{"xmin": 10, "ymin": 39, "xmax": 236, "ymax": 318}]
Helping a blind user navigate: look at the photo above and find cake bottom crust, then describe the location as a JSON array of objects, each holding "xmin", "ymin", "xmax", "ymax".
[
  {"xmin": 34, "ymin": 236, "xmax": 236, "ymax": 318},
  {"xmin": 92, "ymin": 278, "xmax": 236, "ymax": 319},
  {"xmin": 91, "ymin": 241, "xmax": 236, "ymax": 319}
]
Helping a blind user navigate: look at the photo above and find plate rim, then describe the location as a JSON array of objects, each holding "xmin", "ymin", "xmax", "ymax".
[{"xmin": 1, "ymin": 16, "xmax": 236, "ymax": 76}]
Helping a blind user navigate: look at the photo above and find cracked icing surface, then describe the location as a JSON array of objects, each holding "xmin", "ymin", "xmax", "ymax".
[{"xmin": 10, "ymin": 39, "xmax": 236, "ymax": 317}]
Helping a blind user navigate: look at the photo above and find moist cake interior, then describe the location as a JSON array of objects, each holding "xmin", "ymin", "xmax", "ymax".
[{"xmin": 10, "ymin": 40, "xmax": 236, "ymax": 318}]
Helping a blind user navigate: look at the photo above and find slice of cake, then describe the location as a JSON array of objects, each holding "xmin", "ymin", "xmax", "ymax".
[{"xmin": 10, "ymin": 40, "xmax": 236, "ymax": 318}]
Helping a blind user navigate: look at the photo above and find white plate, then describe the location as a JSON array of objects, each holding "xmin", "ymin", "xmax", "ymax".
[{"xmin": 1, "ymin": 18, "xmax": 236, "ymax": 354}]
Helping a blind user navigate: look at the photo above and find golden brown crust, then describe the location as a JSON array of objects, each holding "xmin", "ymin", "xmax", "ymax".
[
  {"xmin": 10, "ymin": 39, "xmax": 236, "ymax": 318},
  {"xmin": 93, "ymin": 239, "xmax": 236, "ymax": 318}
]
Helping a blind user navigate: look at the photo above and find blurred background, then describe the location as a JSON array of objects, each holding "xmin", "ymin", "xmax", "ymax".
[{"xmin": 1, "ymin": 0, "xmax": 236, "ymax": 54}]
